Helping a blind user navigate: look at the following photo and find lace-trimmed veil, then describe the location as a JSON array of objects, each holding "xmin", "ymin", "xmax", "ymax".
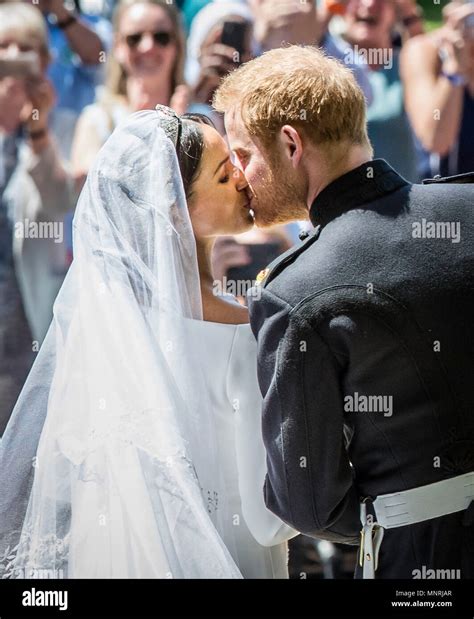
[{"xmin": 0, "ymin": 110, "xmax": 241, "ymax": 578}]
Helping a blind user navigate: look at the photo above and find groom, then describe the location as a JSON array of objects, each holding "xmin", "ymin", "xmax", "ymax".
[{"xmin": 213, "ymin": 46, "xmax": 474, "ymax": 578}]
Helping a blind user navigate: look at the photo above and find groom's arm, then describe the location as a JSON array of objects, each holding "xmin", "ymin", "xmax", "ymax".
[{"xmin": 249, "ymin": 287, "xmax": 360, "ymax": 545}]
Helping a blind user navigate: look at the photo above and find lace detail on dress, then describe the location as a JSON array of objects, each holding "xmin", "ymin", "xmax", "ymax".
[
  {"xmin": 0, "ymin": 528, "xmax": 70, "ymax": 579},
  {"xmin": 57, "ymin": 406, "xmax": 186, "ymax": 469},
  {"xmin": 0, "ymin": 532, "xmax": 19, "ymax": 579}
]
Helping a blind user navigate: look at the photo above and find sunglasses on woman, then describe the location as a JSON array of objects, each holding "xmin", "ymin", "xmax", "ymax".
[{"xmin": 124, "ymin": 30, "xmax": 175, "ymax": 49}]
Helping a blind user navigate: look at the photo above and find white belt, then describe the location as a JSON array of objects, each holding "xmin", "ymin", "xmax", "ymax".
[{"xmin": 359, "ymin": 471, "xmax": 474, "ymax": 578}]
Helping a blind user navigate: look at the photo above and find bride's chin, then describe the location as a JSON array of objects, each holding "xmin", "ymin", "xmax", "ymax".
[{"xmin": 220, "ymin": 209, "xmax": 255, "ymax": 235}]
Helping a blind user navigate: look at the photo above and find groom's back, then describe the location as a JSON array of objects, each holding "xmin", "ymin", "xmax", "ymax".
[
  {"xmin": 249, "ymin": 165, "xmax": 474, "ymax": 577},
  {"xmin": 267, "ymin": 177, "xmax": 474, "ymax": 491}
]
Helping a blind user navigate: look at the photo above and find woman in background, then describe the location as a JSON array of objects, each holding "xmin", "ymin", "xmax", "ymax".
[
  {"xmin": 71, "ymin": 0, "xmax": 189, "ymax": 187},
  {"xmin": 186, "ymin": 0, "xmax": 254, "ymax": 112},
  {"xmin": 401, "ymin": 0, "xmax": 474, "ymax": 177},
  {"xmin": 0, "ymin": 3, "xmax": 73, "ymax": 436}
]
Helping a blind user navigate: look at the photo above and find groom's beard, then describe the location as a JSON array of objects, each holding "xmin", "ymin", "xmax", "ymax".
[{"xmin": 252, "ymin": 164, "xmax": 309, "ymax": 228}]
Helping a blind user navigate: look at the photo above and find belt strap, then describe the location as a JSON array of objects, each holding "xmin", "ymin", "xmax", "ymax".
[
  {"xmin": 372, "ymin": 472, "xmax": 474, "ymax": 529},
  {"xmin": 359, "ymin": 471, "xmax": 474, "ymax": 578}
]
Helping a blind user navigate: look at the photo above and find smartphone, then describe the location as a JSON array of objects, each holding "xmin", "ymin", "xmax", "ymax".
[
  {"xmin": 0, "ymin": 52, "xmax": 40, "ymax": 79},
  {"xmin": 221, "ymin": 20, "xmax": 248, "ymax": 61}
]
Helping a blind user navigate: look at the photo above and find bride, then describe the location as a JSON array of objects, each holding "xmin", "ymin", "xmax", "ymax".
[{"xmin": 0, "ymin": 106, "xmax": 297, "ymax": 579}]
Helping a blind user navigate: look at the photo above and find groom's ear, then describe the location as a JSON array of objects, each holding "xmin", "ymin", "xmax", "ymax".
[{"xmin": 280, "ymin": 125, "xmax": 304, "ymax": 169}]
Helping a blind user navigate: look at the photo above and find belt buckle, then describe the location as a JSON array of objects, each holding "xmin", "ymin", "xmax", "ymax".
[
  {"xmin": 360, "ymin": 523, "xmax": 384, "ymax": 569},
  {"xmin": 359, "ymin": 496, "xmax": 385, "ymax": 575},
  {"xmin": 359, "ymin": 497, "xmax": 370, "ymax": 567},
  {"xmin": 359, "ymin": 527, "xmax": 365, "ymax": 567}
]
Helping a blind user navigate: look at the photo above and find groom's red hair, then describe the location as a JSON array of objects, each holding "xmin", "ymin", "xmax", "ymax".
[{"xmin": 213, "ymin": 45, "xmax": 371, "ymax": 152}]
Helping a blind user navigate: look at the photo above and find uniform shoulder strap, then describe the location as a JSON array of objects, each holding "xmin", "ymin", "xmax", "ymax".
[
  {"xmin": 422, "ymin": 172, "xmax": 474, "ymax": 184},
  {"xmin": 255, "ymin": 225, "xmax": 322, "ymax": 289}
]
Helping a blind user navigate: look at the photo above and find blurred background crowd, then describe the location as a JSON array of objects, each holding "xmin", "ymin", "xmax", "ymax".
[{"xmin": 1, "ymin": 0, "xmax": 473, "ymax": 577}]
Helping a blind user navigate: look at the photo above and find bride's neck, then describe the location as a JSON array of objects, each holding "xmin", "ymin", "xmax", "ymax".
[
  {"xmin": 126, "ymin": 76, "xmax": 172, "ymax": 112},
  {"xmin": 195, "ymin": 237, "xmax": 215, "ymax": 293}
]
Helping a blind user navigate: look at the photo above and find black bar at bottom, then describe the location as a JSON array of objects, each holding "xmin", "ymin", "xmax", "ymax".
[{"xmin": 0, "ymin": 578, "xmax": 472, "ymax": 618}]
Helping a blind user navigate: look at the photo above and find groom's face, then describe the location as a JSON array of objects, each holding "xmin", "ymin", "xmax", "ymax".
[{"xmin": 225, "ymin": 110, "xmax": 308, "ymax": 227}]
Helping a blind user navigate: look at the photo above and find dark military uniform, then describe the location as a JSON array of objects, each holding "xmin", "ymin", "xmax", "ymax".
[{"xmin": 248, "ymin": 159, "xmax": 474, "ymax": 578}]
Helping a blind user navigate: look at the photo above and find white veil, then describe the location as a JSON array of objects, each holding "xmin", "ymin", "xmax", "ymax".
[{"xmin": 0, "ymin": 110, "xmax": 242, "ymax": 579}]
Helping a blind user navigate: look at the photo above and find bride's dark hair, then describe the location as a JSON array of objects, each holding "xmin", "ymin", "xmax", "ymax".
[{"xmin": 177, "ymin": 113, "xmax": 216, "ymax": 199}]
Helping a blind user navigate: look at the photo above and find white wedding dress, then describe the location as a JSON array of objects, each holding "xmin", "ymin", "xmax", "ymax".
[
  {"xmin": 0, "ymin": 111, "xmax": 297, "ymax": 579},
  {"xmin": 186, "ymin": 318, "xmax": 297, "ymax": 579}
]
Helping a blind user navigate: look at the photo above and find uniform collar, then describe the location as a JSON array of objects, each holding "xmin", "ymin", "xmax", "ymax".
[{"xmin": 309, "ymin": 159, "xmax": 409, "ymax": 228}]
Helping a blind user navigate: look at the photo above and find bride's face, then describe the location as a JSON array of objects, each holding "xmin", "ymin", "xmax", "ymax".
[{"xmin": 187, "ymin": 124, "xmax": 254, "ymax": 238}]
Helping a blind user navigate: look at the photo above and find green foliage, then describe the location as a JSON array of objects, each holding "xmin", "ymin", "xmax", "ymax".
[{"xmin": 418, "ymin": 0, "xmax": 450, "ymax": 30}]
